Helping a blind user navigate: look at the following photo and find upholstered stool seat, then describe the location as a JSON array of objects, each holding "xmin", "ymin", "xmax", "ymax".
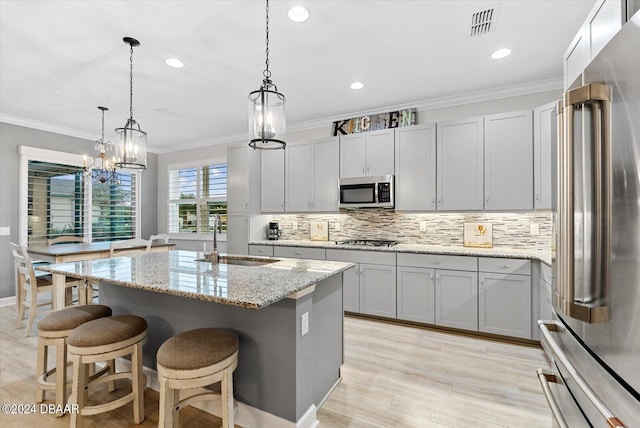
[
  {"xmin": 157, "ymin": 328, "xmax": 239, "ymax": 428},
  {"xmin": 67, "ymin": 315, "xmax": 147, "ymax": 428},
  {"xmin": 36, "ymin": 305, "xmax": 112, "ymax": 416}
]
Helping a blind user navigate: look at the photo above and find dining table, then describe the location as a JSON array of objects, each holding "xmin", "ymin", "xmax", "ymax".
[{"xmin": 27, "ymin": 241, "xmax": 175, "ymax": 309}]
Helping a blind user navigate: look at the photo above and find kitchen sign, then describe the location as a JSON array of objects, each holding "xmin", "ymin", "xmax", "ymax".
[{"xmin": 332, "ymin": 108, "xmax": 416, "ymax": 136}]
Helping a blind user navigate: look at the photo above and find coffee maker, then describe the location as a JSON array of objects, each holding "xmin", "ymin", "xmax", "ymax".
[{"xmin": 267, "ymin": 222, "xmax": 281, "ymax": 240}]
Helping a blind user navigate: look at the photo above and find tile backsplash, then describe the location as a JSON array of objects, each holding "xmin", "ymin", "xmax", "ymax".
[{"xmin": 270, "ymin": 210, "xmax": 552, "ymax": 250}]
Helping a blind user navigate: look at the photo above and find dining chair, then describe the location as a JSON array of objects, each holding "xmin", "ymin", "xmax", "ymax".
[
  {"xmin": 47, "ymin": 235, "xmax": 84, "ymax": 245},
  {"xmin": 149, "ymin": 233, "xmax": 169, "ymax": 244},
  {"xmin": 9, "ymin": 242, "xmax": 84, "ymax": 337},
  {"xmin": 109, "ymin": 238, "xmax": 152, "ymax": 257}
]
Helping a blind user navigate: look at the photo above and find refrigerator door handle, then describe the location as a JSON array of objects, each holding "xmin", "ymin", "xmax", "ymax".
[
  {"xmin": 536, "ymin": 368, "xmax": 569, "ymax": 428},
  {"xmin": 559, "ymin": 83, "xmax": 611, "ymax": 323},
  {"xmin": 538, "ymin": 321, "xmax": 627, "ymax": 427}
]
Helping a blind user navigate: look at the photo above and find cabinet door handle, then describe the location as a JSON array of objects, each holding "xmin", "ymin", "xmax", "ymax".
[
  {"xmin": 362, "ymin": 167, "xmax": 365, "ymax": 174},
  {"xmin": 431, "ymin": 198, "xmax": 435, "ymax": 207},
  {"xmin": 294, "ymin": 251, "xmax": 303, "ymax": 256},
  {"xmin": 496, "ymin": 264, "xmax": 512, "ymax": 269},
  {"xmin": 535, "ymin": 192, "xmax": 540, "ymax": 202},
  {"xmin": 436, "ymin": 274, "xmax": 440, "ymax": 282},
  {"xmin": 429, "ymin": 261, "xmax": 442, "ymax": 265},
  {"xmin": 429, "ymin": 272, "xmax": 434, "ymax": 280}
]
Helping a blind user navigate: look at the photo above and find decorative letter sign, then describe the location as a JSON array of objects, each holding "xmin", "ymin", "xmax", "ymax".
[{"xmin": 331, "ymin": 108, "xmax": 417, "ymax": 136}]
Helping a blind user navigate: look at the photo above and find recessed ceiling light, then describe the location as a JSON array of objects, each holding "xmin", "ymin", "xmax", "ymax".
[
  {"xmin": 350, "ymin": 81, "xmax": 365, "ymax": 90},
  {"xmin": 288, "ymin": 6, "xmax": 309, "ymax": 23},
  {"xmin": 491, "ymin": 48, "xmax": 511, "ymax": 59},
  {"xmin": 165, "ymin": 58, "xmax": 184, "ymax": 68}
]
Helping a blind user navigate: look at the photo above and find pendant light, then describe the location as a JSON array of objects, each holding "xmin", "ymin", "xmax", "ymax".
[
  {"xmin": 115, "ymin": 37, "xmax": 147, "ymax": 169},
  {"xmin": 84, "ymin": 106, "xmax": 118, "ymax": 184},
  {"xmin": 248, "ymin": 0, "xmax": 286, "ymax": 150}
]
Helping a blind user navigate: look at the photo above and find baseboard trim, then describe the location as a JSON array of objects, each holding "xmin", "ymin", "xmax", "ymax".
[
  {"xmin": 0, "ymin": 296, "xmax": 16, "ymax": 307},
  {"xmin": 116, "ymin": 359, "xmax": 318, "ymax": 428}
]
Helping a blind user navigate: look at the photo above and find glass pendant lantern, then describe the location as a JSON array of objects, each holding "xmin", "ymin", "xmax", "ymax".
[
  {"xmin": 115, "ymin": 36, "xmax": 147, "ymax": 169},
  {"xmin": 248, "ymin": 0, "xmax": 286, "ymax": 150}
]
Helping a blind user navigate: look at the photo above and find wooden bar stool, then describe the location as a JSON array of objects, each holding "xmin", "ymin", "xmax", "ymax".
[
  {"xmin": 67, "ymin": 315, "xmax": 147, "ymax": 428},
  {"xmin": 36, "ymin": 305, "xmax": 112, "ymax": 416},
  {"xmin": 157, "ymin": 328, "xmax": 239, "ymax": 428}
]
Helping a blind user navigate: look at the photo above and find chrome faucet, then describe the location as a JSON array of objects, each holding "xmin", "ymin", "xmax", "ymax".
[{"xmin": 210, "ymin": 214, "xmax": 222, "ymax": 264}]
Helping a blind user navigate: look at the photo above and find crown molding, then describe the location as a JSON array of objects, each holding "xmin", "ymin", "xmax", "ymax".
[{"xmin": 2, "ymin": 78, "xmax": 563, "ymax": 154}]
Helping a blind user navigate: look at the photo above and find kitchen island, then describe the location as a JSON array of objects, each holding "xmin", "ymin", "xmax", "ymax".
[{"xmin": 37, "ymin": 250, "xmax": 354, "ymax": 428}]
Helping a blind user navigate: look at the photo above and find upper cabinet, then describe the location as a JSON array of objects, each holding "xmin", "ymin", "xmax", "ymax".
[
  {"xmin": 436, "ymin": 117, "xmax": 484, "ymax": 211},
  {"xmin": 533, "ymin": 102, "xmax": 556, "ymax": 210},
  {"xmin": 340, "ymin": 128, "xmax": 394, "ymax": 178},
  {"xmin": 484, "ymin": 110, "xmax": 533, "ymax": 211},
  {"xmin": 227, "ymin": 145, "xmax": 250, "ymax": 213},
  {"xmin": 564, "ymin": 0, "xmax": 635, "ymax": 89},
  {"xmin": 261, "ymin": 149, "xmax": 285, "ymax": 213},
  {"xmin": 285, "ymin": 136, "xmax": 339, "ymax": 212},
  {"xmin": 394, "ymin": 124, "xmax": 437, "ymax": 211}
]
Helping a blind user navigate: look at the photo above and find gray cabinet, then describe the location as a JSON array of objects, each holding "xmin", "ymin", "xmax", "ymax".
[
  {"xmin": 286, "ymin": 137, "xmax": 339, "ymax": 212},
  {"xmin": 397, "ymin": 266, "xmax": 435, "ymax": 323},
  {"xmin": 394, "ymin": 124, "xmax": 437, "ymax": 211},
  {"xmin": 478, "ymin": 258, "xmax": 532, "ymax": 339},
  {"xmin": 261, "ymin": 149, "xmax": 285, "ymax": 212},
  {"xmin": 248, "ymin": 244, "xmax": 274, "ymax": 257},
  {"xmin": 339, "ymin": 129, "xmax": 394, "ymax": 178},
  {"xmin": 326, "ymin": 249, "xmax": 396, "ymax": 316},
  {"xmin": 435, "ymin": 269, "xmax": 479, "ymax": 330},
  {"xmin": 342, "ymin": 266, "xmax": 360, "ymax": 312},
  {"xmin": 273, "ymin": 245, "xmax": 326, "ymax": 260},
  {"xmin": 286, "ymin": 140, "xmax": 312, "ymax": 212},
  {"xmin": 436, "ymin": 117, "xmax": 484, "ymax": 210},
  {"xmin": 227, "ymin": 145, "xmax": 250, "ymax": 213},
  {"xmin": 226, "ymin": 214, "xmax": 249, "ymax": 254},
  {"xmin": 534, "ymin": 102, "xmax": 555, "ymax": 210},
  {"xmin": 227, "ymin": 145, "xmax": 260, "ymax": 255},
  {"xmin": 484, "ymin": 110, "xmax": 533, "ymax": 210}
]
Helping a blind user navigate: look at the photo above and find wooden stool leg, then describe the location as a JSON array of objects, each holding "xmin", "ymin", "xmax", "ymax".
[
  {"xmin": 158, "ymin": 376, "xmax": 174, "ymax": 428},
  {"xmin": 24, "ymin": 302, "xmax": 37, "ymax": 338},
  {"xmin": 132, "ymin": 342, "xmax": 144, "ymax": 424},
  {"xmin": 221, "ymin": 367, "xmax": 234, "ymax": 428},
  {"xmin": 70, "ymin": 354, "xmax": 86, "ymax": 428},
  {"xmin": 35, "ymin": 338, "xmax": 47, "ymax": 403},
  {"xmin": 55, "ymin": 338, "xmax": 67, "ymax": 416},
  {"xmin": 107, "ymin": 360, "xmax": 116, "ymax": 392}
]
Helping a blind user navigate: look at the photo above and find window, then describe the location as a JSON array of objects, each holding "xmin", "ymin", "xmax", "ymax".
[
  {"xmin": 168, "ymin": 160, "xmax": 227, "ymax": 236},
  {"xmin": 19, "ymin": 147, "xmax": 140, "ymax": 245}
]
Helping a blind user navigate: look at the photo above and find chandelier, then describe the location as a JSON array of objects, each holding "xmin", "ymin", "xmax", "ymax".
[
  {"xmin": 84, "ymin": 106, "xmax": 118, "ymax": 184},
  {"xmin": 115, "ymin": 36, "xmax": 147, "ymax": 169},
  {"xmin": 248, "ymin": 0, "xmax": 286, "ymax": 150}
]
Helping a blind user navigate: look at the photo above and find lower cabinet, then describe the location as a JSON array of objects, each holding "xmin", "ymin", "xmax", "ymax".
[
  {"xmin": 248, "ymin": 244, "xmax": 274, "ymax": 257},
  {"xmin": 326, "ymin": 249, "xmax": 396, "ymax": 317},
  {"xmin": 435, "ymin": 269, "xmax": 479, "ymax": 330},
  {"xmin": 273, "ymin": 245, "xmax": 326, "ymax": 260},
  {"xmin": 478, "ymin": 258, "xmax": 532, "ymax": 339},
  {"xmin": 397, "ymin": 266, "xmax": 435, "ymax": 324}
]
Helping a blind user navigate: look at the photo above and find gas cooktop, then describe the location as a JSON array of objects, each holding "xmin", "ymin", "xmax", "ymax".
[{"xmin": 335, "ymin": 239, "xmax": 398, "ymax": 247}]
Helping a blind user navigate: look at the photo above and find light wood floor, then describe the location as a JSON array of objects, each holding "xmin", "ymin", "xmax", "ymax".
[{"xmin": 1, "ymin": 305, "xmax": 551, "ymax": 427}]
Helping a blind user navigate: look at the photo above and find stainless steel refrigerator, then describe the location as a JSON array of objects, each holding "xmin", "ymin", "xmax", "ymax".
[{"xmin": 537, "ymin": 11, "xmax": 640, "ymax": 428}]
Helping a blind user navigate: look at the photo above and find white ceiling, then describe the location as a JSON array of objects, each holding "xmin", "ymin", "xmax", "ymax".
[{"xmin": 0, "ymin": 0, "xmax": 594, "ymax": 153}]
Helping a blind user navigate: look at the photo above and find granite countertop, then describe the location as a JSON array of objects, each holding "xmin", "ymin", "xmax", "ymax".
[
  {"xmin": 36, "ymin": 250, "xmax": 354, "ymax": 309},
  {"xmin": 250, "ymin": 239, "xmax": 553, "ymax": 266}
]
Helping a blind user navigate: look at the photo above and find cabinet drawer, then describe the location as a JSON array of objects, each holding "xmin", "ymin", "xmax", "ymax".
[
  {"xmin": 540, "ymin": 262, "xmax": 552, "ymax": 285},
  {"xmin": 326, "ymin": 249, "xmax": 395, "ymax": 266},
  {"xmin": 397, "ymin": 253, "xmax": 477, "ymax": 271},
  {"xmin": 479, "ymin": 258, "xmax": 530, "ymax": 275},
  {"xmin": 274, "ymin": 246, "xmax": 326, "ymax": 260},
  {"xmin": 248, "ymin": 244, "xmax": 274, "ymax": 257}
]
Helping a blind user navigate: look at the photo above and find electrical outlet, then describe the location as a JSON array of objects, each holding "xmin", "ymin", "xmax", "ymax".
[
  {"xmin": 292, "ymin": 221, "xmax": 299, "ymax": 230},
  {"xmin": 0, "ymin": 227, "xmax": 9, "ymax": 236},
  {"xmin": 334, "ymin": 222, "xmax": 341, "ymax": 232},
  {"xmin": 530, "ymin": 223, "xmax": 540, "ymax": 235},
  {"xmin": 301, "ymin": 312, "xmax": 309, "ymax": 336},
  {"xmin": 419, "ymin": 221, "xmax": 427, "ymax": 232}
]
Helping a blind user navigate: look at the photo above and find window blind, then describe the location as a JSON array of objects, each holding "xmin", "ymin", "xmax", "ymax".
[
  {"xmin": 168, "ymin": 163, "xmax": 227, "ymax": 234},
  {"xmin": 26, "ymin": 160, "xmax": 137, "ymax": 245}
]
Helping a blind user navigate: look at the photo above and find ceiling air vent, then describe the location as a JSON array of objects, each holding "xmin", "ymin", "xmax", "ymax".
[{"xmin": 470, "ymin": 8, "xmax": 496, "ymax": 37}]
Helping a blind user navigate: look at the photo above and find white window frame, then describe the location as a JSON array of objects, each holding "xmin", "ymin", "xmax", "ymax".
[
  {"xmin": 167, "ymin": 157, "xmax": 227, "ymax": 241},
  {"xmin": 18, "ymin": 145, "xmax": 141, "ymax": 245}
]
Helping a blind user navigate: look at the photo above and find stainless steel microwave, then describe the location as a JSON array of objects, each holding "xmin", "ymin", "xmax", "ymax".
[{"xmin": 338, "ymin": 175, "xmax": 394, "ymax": 208}]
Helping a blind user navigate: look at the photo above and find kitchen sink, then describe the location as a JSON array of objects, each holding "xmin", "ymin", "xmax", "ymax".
[{"xmin": 196, "ymin": 255, "xmax": 279, "ymax": 266}]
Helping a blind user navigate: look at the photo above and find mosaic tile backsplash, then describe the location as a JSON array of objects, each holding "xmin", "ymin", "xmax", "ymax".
[{"xmin": 270, "ymin": 210, "xmax": 552, "ymax": 251}]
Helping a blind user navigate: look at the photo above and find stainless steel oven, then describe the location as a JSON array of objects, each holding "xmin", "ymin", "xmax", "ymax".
[{"xmin": 338, "ymin": 175, "xmax": 394, "ymax": 209}]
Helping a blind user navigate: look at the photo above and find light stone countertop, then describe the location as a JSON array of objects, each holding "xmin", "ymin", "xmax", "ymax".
[
  {"xmin": 250, "ymin": 239, "xmax": 553, "ymax": 266},
  {"xmin": 36, "ymin": 250, "xmax": 354, "ymax": 309}
]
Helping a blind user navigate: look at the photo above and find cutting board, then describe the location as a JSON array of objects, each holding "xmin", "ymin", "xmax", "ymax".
[
  {"xmin": 463, "ymin": 222, "xmax": 493, "ymax": 248},
  {"xmin": 310, "ymin": 221, "xmax": 329, "ymax": 241}
]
